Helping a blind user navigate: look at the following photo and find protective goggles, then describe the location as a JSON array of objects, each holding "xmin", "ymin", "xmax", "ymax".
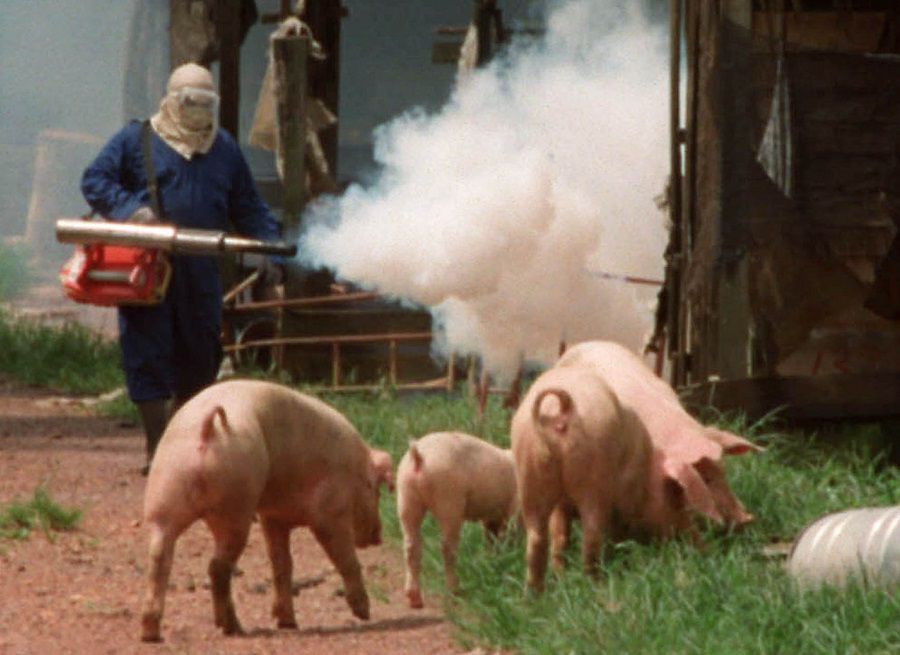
[{"xmin": 175, "ymin": 86, "xmax": 220, "ymax": 112}]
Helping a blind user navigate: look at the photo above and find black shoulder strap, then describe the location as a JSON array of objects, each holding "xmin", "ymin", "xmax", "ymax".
[{"xmin": 141, "ymin": 119, "xmax": 163, "ymax": 219}]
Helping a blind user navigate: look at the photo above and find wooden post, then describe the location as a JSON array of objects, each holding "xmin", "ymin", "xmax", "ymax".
[
  {"xmin": 388, "ymin": 340, "xmax": 398, "ymax": 385},
  {"xmin": 477, "ymin": 370, "xmax": 489, "ymax": 417},
  {"xmin": 271, "ymin": 33, "xmax": 309, "ymax": 243},
  {"xmin": 475, "ymin": 0, "xmax": 493, "ymax": 65},
  {"xmin": 331, "ymin": 342, "xmax": 341, "ymax": 387},
  {"xmin": 667, "ymin": 0, "xmax": 684, "ymax": 387},
  {"xmin": 502, "ymin": 367, "xmax": 523, "ymax": 410},
  {"xmin": 304, "ymin": 0, "xmax": 344, "ymax": 176},
  {"xmin": 216, "ymin": 0, "xmax": 242, "ymax": 138},
  {"xmin": 446, "ymin": 353, "xmax": 456, "ymax": 391},
  {"xmin": 466, "ymin": 356, "xmax": 478, "ymax": 396}
]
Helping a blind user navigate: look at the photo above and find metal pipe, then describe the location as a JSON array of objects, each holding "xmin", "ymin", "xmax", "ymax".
[
  {"xmin": 55, "ymin": 218, "xmax": 298, "ymax": 257},
  {"xmin": 310, "ymin": 377, "xmax": 453, "ymax": 393},
  {"xmin": 222, "ymin": 271, "xmax": 261, "ymax": 305},
  {"xmin": 589, "ymin": 270, "xmax": 664, "ymax": 286},
  {"xmin": 227, "ymin": 291, "xmax": 380, "ymax": 313},
  {"xmin": 223, "ymin": 331, "xmax": 433, "ymax": 353},
  {"xmin": 788, "ymin": 506, "xmax": 900, "ymax": 590},
  {"xmin": 85, "ymin": 269, "xmax": 133, "ymax": 283}
]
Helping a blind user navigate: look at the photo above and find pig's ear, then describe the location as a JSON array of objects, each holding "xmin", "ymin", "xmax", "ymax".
[
  {"xmin": 662, "ymin": 458, "xmax": 724, "ymax": 524},
  {"xmin": 370, "ymin": 449, "xmax": 395, "ymax": 492},
  {"xmin": 705, "ymin": 428, "xmax": 763, "ymax": 455},
  {"xmin": 694, "ymin": 457, "xmax": 755, "ymax": 527}
]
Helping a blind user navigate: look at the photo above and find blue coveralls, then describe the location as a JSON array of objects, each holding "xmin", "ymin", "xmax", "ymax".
[{"xmin": 81, "ymin": 121, "xmax": 281, "ymax": 403}]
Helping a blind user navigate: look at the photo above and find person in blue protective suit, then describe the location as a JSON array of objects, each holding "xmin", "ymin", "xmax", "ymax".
[{"xmin": 81, "ymin": 63, "xmax": 283, "ymax": 474}]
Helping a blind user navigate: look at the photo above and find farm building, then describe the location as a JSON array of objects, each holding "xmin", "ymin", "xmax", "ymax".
[{"xmin": 665, "ymin": 0, "xmax": 900, "ymax": 420}]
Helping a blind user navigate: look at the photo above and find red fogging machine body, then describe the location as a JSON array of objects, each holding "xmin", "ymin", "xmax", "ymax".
[
  {"xmin": 59, "ymin": 243, "xmax": 172, "ymax": 307},
  {"xmin": 55, "ymin": 218, "xmax": 297, "ymax": 307}
]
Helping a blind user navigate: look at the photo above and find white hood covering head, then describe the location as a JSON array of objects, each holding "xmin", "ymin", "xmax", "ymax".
[{"xmin": 150, "ymin": 63, "xmax": 219, "ymax": 159}]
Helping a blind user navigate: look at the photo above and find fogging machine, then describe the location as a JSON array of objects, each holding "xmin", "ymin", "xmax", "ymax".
[{"xmin": 55, "ymin": 218, "xmax": 297, "ymax": 307}]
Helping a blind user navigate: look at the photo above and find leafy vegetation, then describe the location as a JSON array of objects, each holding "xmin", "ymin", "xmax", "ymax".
[
  {"xmin": 0, "ymin": 309, "xmax": 123, "ymax": 395},
  {"xmin": 0, "ymin": 488, "xmax": 83, "ymax": 541}
]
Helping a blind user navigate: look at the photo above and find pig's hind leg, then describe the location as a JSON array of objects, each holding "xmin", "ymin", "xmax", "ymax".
[
  {"xmin": 140, "ymin": 519, "xmax": 190, "ymax": 642},
  {"xmin": 577, "ymin": 499, "xmax": 613, "ymax": 578},
  {"xmin": 205, "ymin": 514, "xmax": 253, "ymax": 635},
  {"xmin": 549, "ymin": 504, "xmax": 573, "ymax": 572},
  {"xmin": 433, "ymin": 501, "xmax": 465, "ymax": 595},
  {"xmin": 482, "ymin": 518, "xmax": 506, "ymax": 548},
  {"xmin": 312, "ymin": 521, "xmax": 371, "ymax": 620},
  {"xmin": 520, "ymin": 478, "xmax": 560, "ymax": 594},
  {"xmin": 398, "ymin": 490, "xmax": 427, "ymax": 608},
  {"xmin": 260, "ymin": 517, "xmax": 298, "ymax": 628}
]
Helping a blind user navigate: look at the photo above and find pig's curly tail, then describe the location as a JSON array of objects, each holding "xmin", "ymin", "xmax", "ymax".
[
  {"xmin": 531, "ymin": 388, "xmax": 573, "ymax": 434},
  {"xmin": 408, "ymin": 439, "xmax": 423, "ymax": 472},
  {"xmin": 200, "ymin": 405, "xmax": 228, "ymax": 443},
  {"xmin": 527, "ymin": 388, "xmax": 573, "ymax": 465}
]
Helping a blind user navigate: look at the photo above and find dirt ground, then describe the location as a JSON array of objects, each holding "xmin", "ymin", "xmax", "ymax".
[{"xmin": 0, "ymin": 377, "xmax": 476, "ymax": 655}]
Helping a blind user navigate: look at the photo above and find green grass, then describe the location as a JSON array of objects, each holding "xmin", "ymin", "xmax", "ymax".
[
  {"xmin": 324, "ymin": 392, "xmax": 900, "ymax": 655},
  {"xmin": 93, "ymin": 390, "xmax": 140, "ymax": 424},
  {"xmin": 0, "ymin": 308, "xmax": 123, "ymax": 395},
  {"xmin": 0, "ymin": 488, "xmax": 83, "ymax": 541}
]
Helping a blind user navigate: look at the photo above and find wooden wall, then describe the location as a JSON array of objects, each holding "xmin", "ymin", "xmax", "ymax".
[{"xmin": 678, "ymin": 1, "xmax": 900, "ymax": 405}]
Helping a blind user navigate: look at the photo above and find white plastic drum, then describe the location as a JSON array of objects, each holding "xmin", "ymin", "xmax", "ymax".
[{"xmin": 787, "ymin": 506, "xmax": 900, "ymax": 590}]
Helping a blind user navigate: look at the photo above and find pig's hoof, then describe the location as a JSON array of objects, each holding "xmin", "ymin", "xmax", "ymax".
[
  {"xmin": 406, "ymin": 589, "xmax": 424, "ymax": 609},
  {"xmin": 348, "ymin": 595, "xmax": 370, "ymax": 621},
  {"xmin": 221, "ymin": 617, "xmax": 245, "ymax": 636},
  {"xmin": 524, "ymin": 583, "xmax": 544, "ymax": 598},
  {"xmin": 140, "ymin": 614, "xmax": 162, "ymax": 642},
  {"xmin": 276, "ymin": 618, "xmax": 298, "ymax": 630},
  {"xmin": 140, "ymin": 628, "xmax": 162, "ymax": 644},
  {"xmin": 222, "ymin": 625, "xmax": 245, "ymax": 637}
]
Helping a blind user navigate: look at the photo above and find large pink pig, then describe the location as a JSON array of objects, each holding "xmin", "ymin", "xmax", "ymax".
[
  {"xmin": 139, "ymin": 380, "xmax": 393, "ymax": 642},
  {"xmin": 396, "ymin": 431, "xmax": 518, "ymax": 608},
  {"xmin": 555, "ymin": 340, "xmax": 761, "ymax": 529},
  {"xmin": 511, "ymin": 365, "xmax": 664, "ymax": 593}
]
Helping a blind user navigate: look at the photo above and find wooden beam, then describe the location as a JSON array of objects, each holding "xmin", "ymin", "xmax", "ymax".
[{"xmin": 680, "ymin": 373, "xmax": 900, "ymax": 422}]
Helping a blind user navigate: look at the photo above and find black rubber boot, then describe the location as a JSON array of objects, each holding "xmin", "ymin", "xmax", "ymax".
[{"xmin": 137, "ymin": 399, "xmax": 171, "ymax": 476}]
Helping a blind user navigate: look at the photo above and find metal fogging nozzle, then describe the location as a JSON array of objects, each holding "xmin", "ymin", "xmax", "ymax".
[{"xmin": 55, "ymin": 218, "xmax": 298, "ymax": 258}]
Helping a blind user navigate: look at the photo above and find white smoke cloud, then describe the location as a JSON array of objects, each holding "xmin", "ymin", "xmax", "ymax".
[{"xmin": 301, "ymin": 0, "xmax": 669, "ymax": 379}]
